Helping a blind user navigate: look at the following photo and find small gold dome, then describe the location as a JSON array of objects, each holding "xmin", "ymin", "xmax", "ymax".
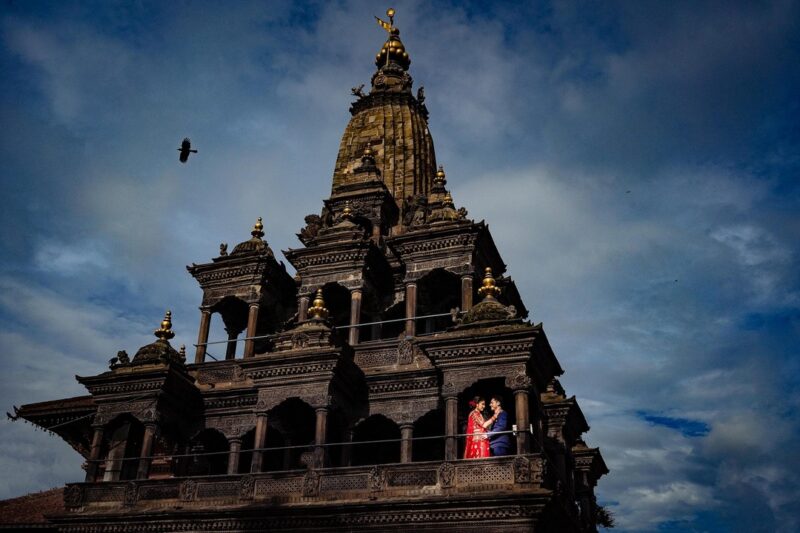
[
  {"xmin": 251, "ymin": 217, "xmax": 265, "ymax": 238},
  {"xmin": 154, "ymin": 310, "xmax": 175, "ymax": 341},
  {"xmin": 477, "ymin": 268, "xmax": 502, "ymax": 300},
  {"xmin": 308, "ymin": 289, "xmax": 329, "ymax": 321}
]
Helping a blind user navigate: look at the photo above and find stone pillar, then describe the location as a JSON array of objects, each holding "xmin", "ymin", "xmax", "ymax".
[
  {"xmin": 340, "ymin": 426, "xmax": 354, "ymax": 467},
  {"xmin": 444, "ymin": 396, "xmax": 458, "ymax": 461},
  {"xmin": 405, "ymin": 282, "xmax": 417, "ymax": 337},
  {"xmin": 461, "ymin": 275, "xmax": 473, "ymax": 312},
  {"xmin": 251, "ymin": 413, "xmax": 268, "ymax": 473},
  {"xmin": 514, "ymin": 389, "xmax": 531, "ymax": 454},
  {"xmin": 136, "ymin": 424, "xmax": 157, "ymax": 480},
  {"xmin": 243, "ymin": 303, "xmax": 259, "ymax": 358},
  {"xmin": 195, "ymin": 309, "xmax": 211, "ymax": 364},
  {"xmin": 400, "ymin": 424, "xmax": 414, "ymax": 463},
  {"xmin": 227, "ymin": 438, "xmax": 242, "ymax": 475},
  {"xmin": 85, "ymin": 425, "xmax": 105, "ymax": 482},
  {"xmin": 298, "ymin": 294, "xmax": 310, "ymax": 322},
  {"xmin": 314, "ymin": 407, "xmax": 328, "ymax": 468},
  {"xmin": 349, "ymin": 289, "xmax": 362, "ymax": 345},
  {"xmin": 225, "ymin": 329, "xmax": 238, "ymax": 360}
]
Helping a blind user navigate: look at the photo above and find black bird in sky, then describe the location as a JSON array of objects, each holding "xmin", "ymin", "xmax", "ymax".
[{"xmin": 178, "ymin": 138, "xmax": 198, "ymax": 163}]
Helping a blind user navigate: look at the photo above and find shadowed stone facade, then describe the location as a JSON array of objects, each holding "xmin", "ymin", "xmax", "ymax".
[{"xmin": 8, "ymin": 10, "xmax": 607, "ymax": 533}]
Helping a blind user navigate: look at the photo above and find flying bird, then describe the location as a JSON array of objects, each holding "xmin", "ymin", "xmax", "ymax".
[{"xmin": 177, "ymin": 138, "xmax": 198, "ymax": 163}]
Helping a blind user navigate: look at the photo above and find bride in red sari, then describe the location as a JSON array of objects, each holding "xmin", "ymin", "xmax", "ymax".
[{"xmin": 464, "ymin": 396, "xmax": 497, "ymax": 459}]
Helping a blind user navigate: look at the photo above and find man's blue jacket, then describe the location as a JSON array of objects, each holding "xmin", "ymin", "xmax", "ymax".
[{"xmin": 488, "ymin": 410, "xmax": 512, "ymax": 455}]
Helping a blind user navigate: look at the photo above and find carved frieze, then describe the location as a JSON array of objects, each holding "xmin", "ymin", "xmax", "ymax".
[{"xmin": 206, "ymin": 414, "xmax": 256, "ymax": 439}]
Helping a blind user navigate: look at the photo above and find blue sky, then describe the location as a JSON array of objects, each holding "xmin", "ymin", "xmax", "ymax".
[{"xmin": 1, "ymin": 1, "xmax": 799, "ymax": 531}]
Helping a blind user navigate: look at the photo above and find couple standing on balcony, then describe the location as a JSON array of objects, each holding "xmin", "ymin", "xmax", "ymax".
[{"xmin": 464, "ymin": 395, "xmax": 512, "ymax": 459}]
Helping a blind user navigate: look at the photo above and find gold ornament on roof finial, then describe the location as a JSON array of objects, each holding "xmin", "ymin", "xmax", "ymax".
[
  {"xmin": 342, "ymin": 201, "xmax": 354, "ymax": 220},
  {"xmin": 251, "ymin": 217, "xmax": 265, "ymax": 238},
  {"xmin": 376, "ymin": 8, "xmax": 396, "ymax": 34},
  {"xmin": 443, "ymin": 192, "xmax": 454, "ymax": 207},
  {"xmin": 387, "ymin": 8, "xmax": 395, "ymax": 22},
  {"xmin": 308, "ymin": 289, "xmax": 329, "ymax": 321},
  {"xmin": 434, "ymin": 165, "xmax": 446, "ymax": 186},
  {"xmin": 154, "ymin": 310, "xmax": 175, "ymax": 341},
  {"xmin": 477, "ymin": 268, "xmax": 502, "ymax": 301}
]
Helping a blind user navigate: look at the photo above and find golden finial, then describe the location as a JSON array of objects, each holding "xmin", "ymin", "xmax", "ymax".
[
  {"xmin": 251, "ymin": 217, "xmax": 265, "ymax": 239},
  {"xmin": 443, "ymin": 192, "xmax": 454, "ymax": 207},
  {"xmin": 477, "ymin": 268, "xmax": 502, "ymax": 300},
  {"xmin": 154, "ymin": 310, "xmax": 175, "ymax": 341},
  {"xmin": 308, "ymin": 289, "xmax": 329, "ymax": 321},
  {"xmin": 434, "ymin": 165, "xmax": 446, "ymax": 186},
  {"xmin": 363, "ymin": 144, "xmax": 373, "ymax": 157}
]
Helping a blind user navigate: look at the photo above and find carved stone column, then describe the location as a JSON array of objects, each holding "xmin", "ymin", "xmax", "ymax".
[
  {"xmin": 515, "ymin": 391, "xmax": 530, "ymax": 454},
  {"xmin": 405, "ymin": 282, "xmax": 417, "ymax": 337},
  {"xmin": 136, "ymin": 423, "xmax": 157, "ymax": 480},
  {"xmin": 195, "ymin": 308, "xmax": 211, "ymax": 364},
  {"xmin": 461, "ymin": 275, "xmax": 473, "ymax": 312},
  {"xmin": 224, "ymin": 328, "xmax": 238, "ymax": 360},
  {"xmin": 349, "ymin": 289, "xmax": 362, "ymax": 345},
  {"xmin": 400, "ymin": 424, "xmax": 414, "ymax": 463},
  {"xmin": 314, "ymin": 407, "xmax": 328, "ymax": 468},
  {"xmin": 444, "ymin": 395, "xmax": 458, "ymax": 461},
  {"xmin": 85, "ymin": 425, "xmax": 104, "ymax": 482},
  {"xmin": 298, "ymin": 294, "xmax": 310, "ymax": 322},
  {"xmin": 243, "ymin": 303, "xmax": 259, "ymax": 358},
  {"xmin": 227, "ymin": 438, "xmax": 242, "ymax": 475},
  {"xmin": 251, "ymin": 412, "xmax": 268, "ymax": 473}
]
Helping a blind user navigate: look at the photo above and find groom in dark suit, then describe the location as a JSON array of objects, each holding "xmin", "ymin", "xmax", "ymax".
[{"xmin": 488, "ymin": 396, "xmax": 512, "ymax": 456}]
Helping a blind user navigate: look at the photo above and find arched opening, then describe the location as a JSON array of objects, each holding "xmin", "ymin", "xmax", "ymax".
[
  {"xmin": 210, "ymin": 296, "xmax": 249, "ymax": 359},
  {"xmin": 261, "ymin": 424, "xmax": 287, "ymax": 472},
  {"xmin": 352, "ymin": 415, "xmax": 400, "ymax": 466},
  {"xmin": 270, "ymin": 398, "xmax": 316, "ymax": 470},
  {"xmin": 413, "ymin": 409, "xmax": 445, "ymax": 462},
  {"xmin": 379, "ymin": 301, "xmax": 405, "ymax": 340},
  {"xmin": 101, "ymin": 414, "xmax": 145, "ymax": 481},
  {"xmin": 458, "ymin": 377, "xmax": 516, "ymax": 459},
  {"xmin": 187, "ymin": 429, "xmax": 229, "ymax": 476},
  {"xmin": 238, "ymin": 428, "xmax": 255, "ymax": 474},
  {"xmin": 322, "ymin": 283, "xmax": 351, "ymax": 330},
  {"xmin": 416, "ymin": 269, "xmax": 460, "ymax": 334}
]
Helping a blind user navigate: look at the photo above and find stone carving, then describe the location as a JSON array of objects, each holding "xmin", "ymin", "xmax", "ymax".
[
  {"xmin": 351, "ymin": 84, "xmax": 365, "ymax": 98},
  {"xmin": 397, "ymin": 339, "xmax": 414, "ymax": 365},
  {"xmin": 513, "ymin": 456, "xmax": 531, "ymax": 483},
  {"xmin": 510, "ymin": 372, "xmax": 532, "ymax": 391},
  {"xmin": 302, "ymin": 470, "xmax": 320, "ymax": 497},
  {"xmin": 291, "ymin": 332, "xmax": 309, "ymax": 349},
  {"xmin": 416, "ymin": 86, "xmax": 425, "ymax": 103},
  {"xmin": 219, "ymin": 243, "xmax": 228, "ymax": 256},
  {"xmin": 239, "ymin": 475, "xmax": 255, "ymax": 500},
  {"xmin": 442, "ymin": 381, "xmax": 457, "ymax": 396},
  {"xmin": 298, "ymin": 214, "xmax": 323, "ymax": 244},
  {"xmin": 403, "ymin": 194, "xmax": 427, "ymax": 226},
  {"xmin": 64, "ymin": 485, "xmax": 83, "ymax": 508},
  {"xmin": 123, "ymin": 482, "xmax": 138, "ymax": 506},
  {"xmin": 179, "ymin": 479, "xmax": 198, "ymax": 502},
  {"xmin": 438, "ymin": 462, "xmax": 455, "ymax": 488},
  {"xmin": 369, "ymin": 466, "xmax": 386, "ymax": 491}
]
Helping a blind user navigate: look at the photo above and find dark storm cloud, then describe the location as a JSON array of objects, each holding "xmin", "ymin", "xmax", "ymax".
[{"xmin": 1, "ymin": 1, "xmax": 798, "ymax": 531}]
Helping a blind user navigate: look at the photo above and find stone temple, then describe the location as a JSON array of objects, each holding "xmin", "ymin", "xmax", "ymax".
[{"xmin": 5, "ymin": 10, "xmax": 607, "ymax": 533}]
